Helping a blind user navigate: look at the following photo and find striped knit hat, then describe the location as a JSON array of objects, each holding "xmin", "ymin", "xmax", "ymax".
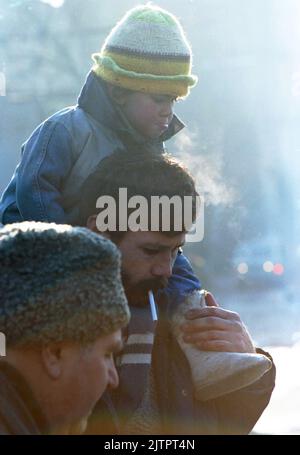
[
  {"xmin": 0, "ymin": 222, "xmax": 130, "ymax": 347},
  {"xmin": 92, "ymin": 4, "xmax": 198, "ymax": 98}
]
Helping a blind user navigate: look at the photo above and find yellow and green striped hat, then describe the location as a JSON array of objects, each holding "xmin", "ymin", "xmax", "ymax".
[{"xmin": 92, "ymin": 4, "xmax": 198, "ymax": 98}]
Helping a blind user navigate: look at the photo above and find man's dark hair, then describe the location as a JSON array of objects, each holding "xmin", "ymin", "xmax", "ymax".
[{"xmin": 79, "ymin": 150, "xmax": 199, "ymax": 241}]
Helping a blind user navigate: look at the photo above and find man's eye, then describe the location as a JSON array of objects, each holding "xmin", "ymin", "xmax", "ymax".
[{"xmin": 143, "ymin": 248, "xmax": 159, "ymax": 256}]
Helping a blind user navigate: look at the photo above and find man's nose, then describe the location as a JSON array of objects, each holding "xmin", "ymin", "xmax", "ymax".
[
  {"xmin": 107, "ymin": 360, "xmax": 119, "ymax": 390},
  {"xmin": 151, "ymin": 258, "xmax": 173, "ymax": 280}
]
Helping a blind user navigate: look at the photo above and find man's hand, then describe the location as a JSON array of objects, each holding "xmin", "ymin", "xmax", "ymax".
[{"xmin": 180, "ymin": 292, "xmax": 256, "ymax": 353}]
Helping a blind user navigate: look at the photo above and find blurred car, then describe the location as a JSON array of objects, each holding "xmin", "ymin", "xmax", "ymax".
[{"xmin": 232, "ymin": 236, "xmax": 286, "ymax": 289}]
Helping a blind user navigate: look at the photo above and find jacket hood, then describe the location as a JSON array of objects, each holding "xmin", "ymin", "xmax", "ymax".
[{"xmin": 77, "ymin": 70, "xmax": 185, "ymax": 143}]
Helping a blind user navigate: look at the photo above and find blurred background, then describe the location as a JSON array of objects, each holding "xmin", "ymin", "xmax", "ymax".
[{"xmin": 0, "ymin": 0, "xmax": 300, "ymax": 434}]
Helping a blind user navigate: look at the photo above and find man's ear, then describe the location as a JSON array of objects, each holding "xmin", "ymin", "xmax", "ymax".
[
  {"xmin": 41, "ymin": 343, "xmax": 63, "ymax": 380},
  {"xmin": 86, "ymin": 214, "xmax": 98, "ymax": 233},
  {"xmin": 86, "ymin": 214, "xmax": 111, "ymax": 240}
]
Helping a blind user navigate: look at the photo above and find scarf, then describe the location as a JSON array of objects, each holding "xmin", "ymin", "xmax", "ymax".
[{"xmin": 111, "ymin": 304, "xmax": 157, "ymax": 432}]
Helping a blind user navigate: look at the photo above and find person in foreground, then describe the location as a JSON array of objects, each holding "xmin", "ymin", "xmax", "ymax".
[
  {"xmin": 0, "ymin": 222, "xmax": 130, "ymax": 435},
  {"xmin": 78, "ymin": 151, "xmax": 276, "ymax": 435}
]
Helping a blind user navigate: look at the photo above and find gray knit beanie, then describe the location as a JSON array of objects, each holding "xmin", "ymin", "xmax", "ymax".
[{"xmin": 0, "ymin": 222, "xmax": 130, "ymax": 347}]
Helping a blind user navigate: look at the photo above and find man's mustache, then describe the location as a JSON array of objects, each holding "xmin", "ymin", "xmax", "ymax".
[
  {"xmin": 121, "ymin": 272, "xmax": 168, "ymax": 294},
  {"xmin": 138, "ymin": 277, "xmax": 168, "ymax": 292}
]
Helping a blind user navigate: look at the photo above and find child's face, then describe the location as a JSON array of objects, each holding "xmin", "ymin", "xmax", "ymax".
[{"xmin": 119, "ymin": 92, "xmax": 176, "ymax": 139}]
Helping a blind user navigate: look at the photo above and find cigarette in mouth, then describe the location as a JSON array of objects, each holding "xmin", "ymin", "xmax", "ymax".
[{"xmin": 148, "ymin": 290, "xmax": 158, "ymax": 321}]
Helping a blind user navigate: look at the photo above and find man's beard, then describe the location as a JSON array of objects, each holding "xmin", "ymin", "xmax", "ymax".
[{"xmin": 121, "ymin": 271, "xmax": 168, "ymax": 305}]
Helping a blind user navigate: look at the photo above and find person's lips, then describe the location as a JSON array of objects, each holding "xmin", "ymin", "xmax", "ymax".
[
  {"xmin": 132, "ymin": 278, "xmax": 168, "ymax": 294},
  {"xmin": 150, "ymin": 278, "xmax": 169, "ymax": 291},
  {"xmin": 157, "ymin": 122, "xmax": 169, "ymax": 132}
]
